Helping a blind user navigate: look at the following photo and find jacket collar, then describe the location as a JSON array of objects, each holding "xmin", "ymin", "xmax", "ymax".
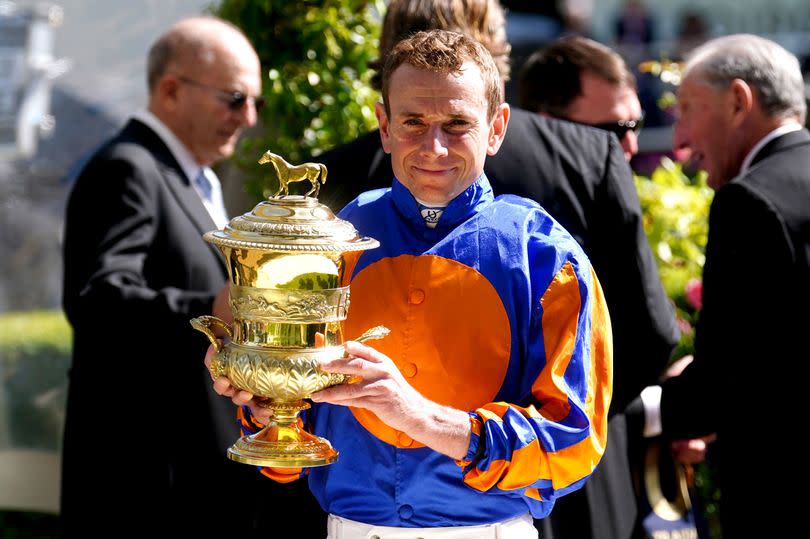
[
  {"xmin": 390, "ymin": 174, "xmax": 494, "ymax": 233},
  {"xmin": 749, "ymin": 126, "xmax": 810, "ymax": 169}
]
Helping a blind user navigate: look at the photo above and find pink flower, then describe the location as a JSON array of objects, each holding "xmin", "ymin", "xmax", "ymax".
[{"xmin": 685, "ymin": 277, "xmax": 703, "ymax": 311}]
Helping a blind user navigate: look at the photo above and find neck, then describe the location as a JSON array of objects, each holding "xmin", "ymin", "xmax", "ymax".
[{"xmin": 740, "ymin": 114, "xmax": 800, "ymax": 159}]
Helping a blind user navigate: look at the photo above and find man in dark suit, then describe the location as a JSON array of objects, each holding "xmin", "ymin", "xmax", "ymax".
[
  {"xmin": 60, "ymin": 16, "xmax": 322, "ymax": 536},
  {"xmin": 317, "ymin": 6, "xmax": 679, "ymax": 539},
  {"xmin": 517, "ymin": 36, "xmax": 681, "ymax": 539},
  {"xmin": 639, "ymin": 34, "xmax": 810, "ymax": 538}
]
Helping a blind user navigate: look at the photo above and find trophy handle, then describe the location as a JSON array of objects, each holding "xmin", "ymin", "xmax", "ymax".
[
  {"xmin": 353, "ymin": 325, "xmax": 391, "ymax": 344},
  {"xmin": 190, "ymin": 315, "xmax": 233, "ymax": 353}
]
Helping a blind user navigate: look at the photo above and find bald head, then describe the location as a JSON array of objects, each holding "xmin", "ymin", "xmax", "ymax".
[
  {"xmin": 147, "ymin": 16, "xmax": 258, "ymax": 94},
  {"xmin": 146, "ymin": 16, "xmax": 262, "ymax": 166}
]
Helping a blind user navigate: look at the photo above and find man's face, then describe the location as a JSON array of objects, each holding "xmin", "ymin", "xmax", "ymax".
[
  {"xmin": 565, "ymin": 71, "xmax": 643, "ymax": 161},
  {"xmin": 168, "ymin": 43, "xmax": 261, "ymax": 166},
  {"xmin": 377, "ymin": 62, "xmax": 507, "ymax": 205},
  {"xmin": 673, "ymin": 73, "xmax": 743, "ymax": 190}
]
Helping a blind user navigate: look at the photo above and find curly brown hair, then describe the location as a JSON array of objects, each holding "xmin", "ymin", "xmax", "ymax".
[{"xmin": 381, "ymin": 29, "xmax": 503, "ymax": 121}]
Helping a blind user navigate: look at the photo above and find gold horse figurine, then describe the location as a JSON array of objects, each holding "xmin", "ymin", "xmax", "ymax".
[{"xmin": 258, "ymin": 151, "xmax": 328, "ymax": 198}]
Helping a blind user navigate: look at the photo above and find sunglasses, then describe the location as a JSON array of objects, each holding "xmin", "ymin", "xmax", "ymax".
[
  {"xmin": 178, "ymin": 76, "xmax": 265, "ymax": 113},
  {"xmin": 581, "ymin": 113, "xmax": 645, "ymax": 139}
]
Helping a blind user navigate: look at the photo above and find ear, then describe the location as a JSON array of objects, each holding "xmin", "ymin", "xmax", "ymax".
[
  {"xmin": 375, "ymin": 101, "xmax": 392, "ymax": 154},
  {"xmin": 155, "ymin": 74, "xmax": 181, "ymax": 112},
  {"xmin": 729, "ymin": 78, "xmax": 754, "ymax": 127},
  {"xmin": 486, "ymin": 103, "xmax": 510, "ymax": 156}
]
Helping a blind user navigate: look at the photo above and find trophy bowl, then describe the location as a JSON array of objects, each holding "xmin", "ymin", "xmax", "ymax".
[{"xmin": 191, "ymin": 154, "xmax": 384, "ymax": 468}]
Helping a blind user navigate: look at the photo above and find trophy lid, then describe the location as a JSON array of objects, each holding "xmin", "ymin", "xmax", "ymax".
[{"xmin": 204, "ymin": 196, "xmax": 379, "ymax": 253}]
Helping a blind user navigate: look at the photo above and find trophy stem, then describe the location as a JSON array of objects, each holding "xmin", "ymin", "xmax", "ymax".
[{"xmin": 227, "ymin": 399, "xmax": 338, "ymax": 468}]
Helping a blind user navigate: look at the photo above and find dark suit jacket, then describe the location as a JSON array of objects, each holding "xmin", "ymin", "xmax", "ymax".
[
  {"xmin": 661, "ymin": 128, "xmax": 810, "ymax": 538},
  {"xmin": 60, "ymin": 119, "xmax": 323, "ymax": 536},
  {"xmin": 318, "ymin": 107, "xmax": 680, "ymax": 539}
]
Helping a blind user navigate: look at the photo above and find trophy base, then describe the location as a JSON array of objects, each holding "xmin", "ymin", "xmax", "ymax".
[{"xmin": 227, "ymin": 400, "xmax": 338, "ymax": 468}]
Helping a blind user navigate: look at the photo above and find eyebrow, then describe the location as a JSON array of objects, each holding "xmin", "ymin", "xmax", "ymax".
[{"xmin": 397, "ymin": 111, "xmax": 474, "ymax": 120}]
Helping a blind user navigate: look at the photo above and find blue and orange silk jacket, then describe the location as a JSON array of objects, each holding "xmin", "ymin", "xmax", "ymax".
[{"xmin": 243, "ymin": 175, "xmax": 612, "ymax": 527}]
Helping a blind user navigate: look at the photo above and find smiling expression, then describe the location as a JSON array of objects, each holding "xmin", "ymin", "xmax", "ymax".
[
  {"xmin": 377, "ymin": 62, "xmax": 508, "ymax": 205},
  {"xmin": 673, "ymin": 73, "xmax": 745, "ymax": 190}
]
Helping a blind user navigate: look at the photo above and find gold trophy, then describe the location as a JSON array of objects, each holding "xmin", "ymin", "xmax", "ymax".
[{"xmin": 191, "ymin": 151, "xmax": 386, "ymax": 468}]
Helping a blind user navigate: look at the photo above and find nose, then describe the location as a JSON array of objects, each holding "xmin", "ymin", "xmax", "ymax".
[
  {"xmin": 245, "ymin": 99, "xmax": 260, "ymax": 127},
  {"xmin": 621, "ymin": 130, "xmax": 638, "ymax": 161},
  {"xmin": 419, "ymin": 125, "xmax": 449, "ymax": 157},
  {"xmin": 233, "ymin": 98, "xmax": 259, "ymax": 127}
]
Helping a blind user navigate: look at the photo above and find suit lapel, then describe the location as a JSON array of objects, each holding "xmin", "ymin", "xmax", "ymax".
[
  {"xmin": 123, "ymin": 119, "xmax": 227, "ymax": 274},
  {"xmin": 161, "ymin": 164, "xmax": 228, "ymax": 276}
]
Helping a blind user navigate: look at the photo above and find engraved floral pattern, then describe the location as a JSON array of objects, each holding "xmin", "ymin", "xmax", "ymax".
[{"xmin": 217, "ymin": 347, "xmax": 349, "ymax": 400}]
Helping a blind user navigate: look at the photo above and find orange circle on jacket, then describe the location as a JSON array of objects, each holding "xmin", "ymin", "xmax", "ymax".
[{"xmin": 345, "ymin": 254, "xmax": 511, "ymax": 448}]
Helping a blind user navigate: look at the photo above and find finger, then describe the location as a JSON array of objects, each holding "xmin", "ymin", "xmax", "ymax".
[
  {"xmin": 315, "ymin": 332, "xmax": 325, "ymax": 348},
  {"xmin": 231, "ymin": 389, "xmax": 255, "ymax": 406},
  {"xmin": 319, "ymin": 354, "xmax": 381, "ymax": 377},
  {"xmin": 311, "ymin": 386, "xmax": 383, "ymax": 407},
  {"xmin": 312, "ymin": 376, "xmax": 390, "ymax": 403},
  {"xmin": 312, "ymin": 378, "xmax": 366, "ymax": 402},
  {"xmin": 344, "ymin": 340, "xmax": 387, "ymax": 363},
  {"xmin": 204, "ymin": 344, "xmax": 217, "ymax": 371},
  {"xmin": 251, "ymin": 410, "xmax": 269, "ymax": 425},
  {"xmin": 213, "ymin": 376, "xmax": 235, "ymax": 396}
]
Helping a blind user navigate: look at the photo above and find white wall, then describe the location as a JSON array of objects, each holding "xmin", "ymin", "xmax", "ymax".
[{"xmin": 54, "ymin": 0, "xmax": 213, "ymax": 121}]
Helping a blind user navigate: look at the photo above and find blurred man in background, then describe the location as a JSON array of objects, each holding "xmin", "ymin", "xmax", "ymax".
[
  {"xmin": 644, "ymin": 33, "xmax": 810, "ymax": 538},
  {"xmin": 61, "ymin": 15, "xmax": 323, "ymax": 536},
  {"xmin": 517, "ymin": 34, "xmax": 686, "ymax": 539}
]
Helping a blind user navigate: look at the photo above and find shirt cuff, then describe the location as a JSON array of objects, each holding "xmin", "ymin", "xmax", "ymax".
[
  {"xmin": 455, "ymin": 412, "xmax": 484, "ymax": 467},
  {"xmin": 640, "ymin": 385, "xmax": 663, "ymax": 438}
]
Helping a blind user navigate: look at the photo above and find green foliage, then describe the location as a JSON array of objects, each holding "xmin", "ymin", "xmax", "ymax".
[
  {"xmin": 209, "ymin": 0, "xmax": 384, "ymax": 200},
  {"xmin": 635, "ymin": 158, "xmax": 722, "ymax": 538},
  {"xmin": 0, "ymin": 310, "xmax": 71, "ymax": 362},
  {"xmin": 635, "ymin": 157, "xmax": 712, "ymax": 300},
  {"xmin": 635, "ymin": 157, "xmax": 713, "ymax": 358},
  {"xmin": 0, "ymin": 310, "xmax": 71, "ymax": 450}
]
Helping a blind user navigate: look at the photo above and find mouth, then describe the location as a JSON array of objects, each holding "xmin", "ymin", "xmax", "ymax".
[
  {"xmin": 411, "ymin": 165, "xmax": 457, "ymax": 177},
  {"xmin": 218, "ymin": 128, "xmax": 240, "ymax": 141}
]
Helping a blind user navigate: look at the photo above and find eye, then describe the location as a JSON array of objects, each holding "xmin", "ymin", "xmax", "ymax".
[
  {"xmin": 445, "ymin": 118, "xmax": 470, "ymax": 132},
  {"xmin": 403, "ymin": 118, "xmax": 423, "ymax": 127}
]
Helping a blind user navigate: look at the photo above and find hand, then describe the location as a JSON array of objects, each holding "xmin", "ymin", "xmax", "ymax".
[
  {"xmin": 311, "ymin": 341, "xmax": 424, "ymax": 434},
  {"xmin": 204, "ymin": 343, "xmax": 273, "ymax": 423},
  {"xmin": 670, "ymin": 434, "xmax": 716, "ymax": 464},
  {"xmin": 312, "ymin": 341, "xmax": 471, "ymax": 459},
  {"xmin": 664, "ymin": 354, "xmax": 693, "ymax": 379}
]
